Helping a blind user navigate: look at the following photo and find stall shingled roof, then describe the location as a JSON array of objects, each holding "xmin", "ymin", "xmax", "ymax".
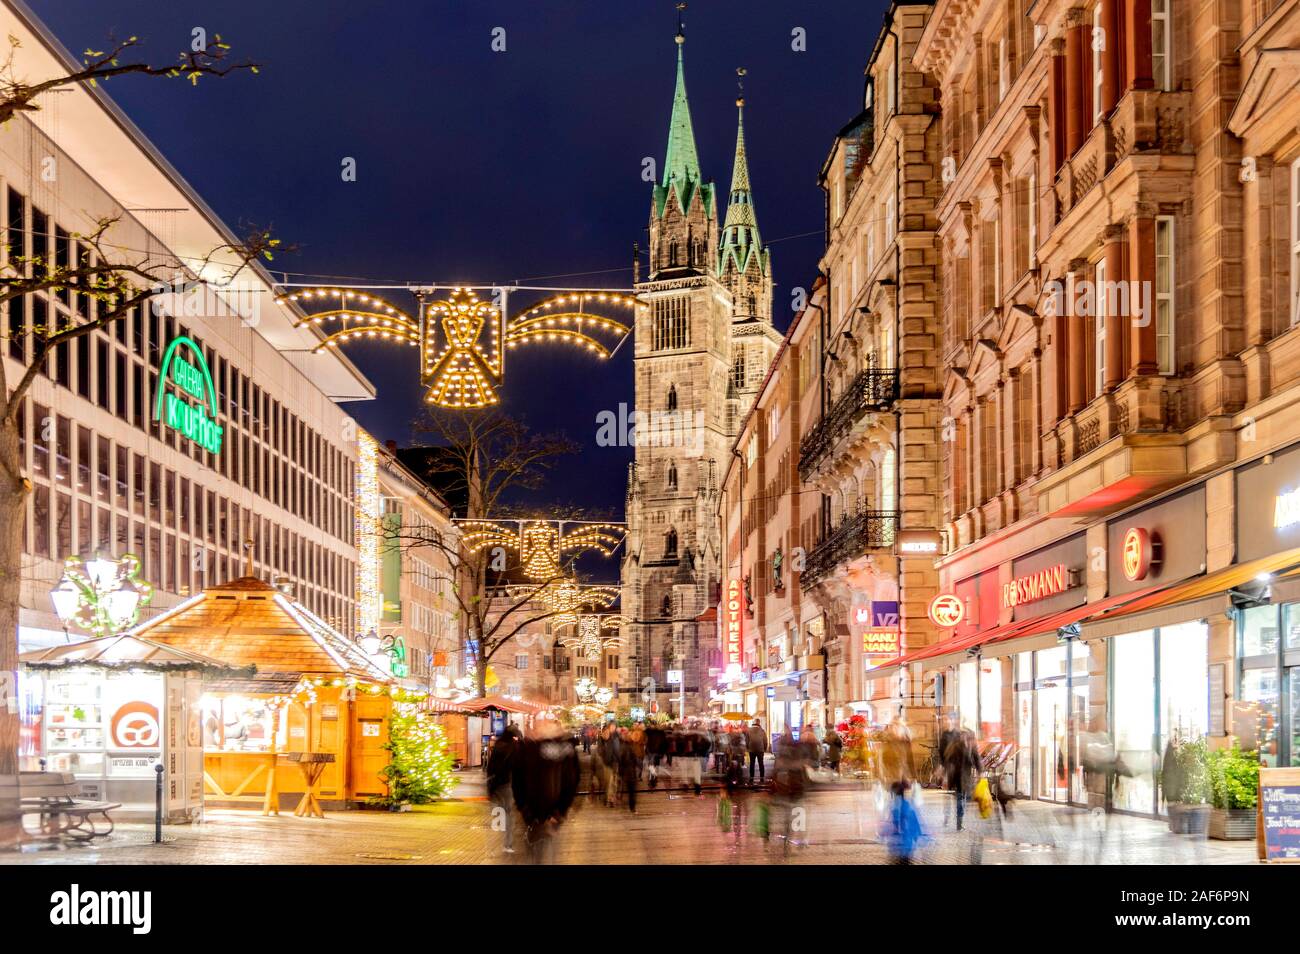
[{"xmin": 130, "ymin": 576, "xmax": 391, "ymax": 682}]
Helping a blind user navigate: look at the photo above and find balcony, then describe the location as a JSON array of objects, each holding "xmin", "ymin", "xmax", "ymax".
[
  {"xmin": 798, "ymin": 369, "xmax": 899, "ymax": 481},
  {"xmin": 800, "ymin": 508, "xmax": 898, "ymax": 586}
]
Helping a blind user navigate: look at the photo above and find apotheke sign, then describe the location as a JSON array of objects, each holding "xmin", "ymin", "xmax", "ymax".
[{"xmin": 154, "ymin": 336, "xmax": 224, "ymax": 455}]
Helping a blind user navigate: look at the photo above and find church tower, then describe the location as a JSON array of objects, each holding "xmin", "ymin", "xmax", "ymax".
[
  {"xmin": 621, "ymin": 23, "xmax": 775, "ymax": 716},
  {"xmin": 718, "ymin": 84, "xmax": 781, "ymax": 434}
]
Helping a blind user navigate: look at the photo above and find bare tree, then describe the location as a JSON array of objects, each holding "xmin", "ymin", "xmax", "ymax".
[
  {"xmin": 385, "ymin": 410, "xmax": 624, "ymax": 698},
  {"xmin": 0, "ymin": 31, "xmax": 260, "ymax": 842}
]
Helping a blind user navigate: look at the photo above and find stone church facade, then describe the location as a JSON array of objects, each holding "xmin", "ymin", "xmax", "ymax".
[{"xmin": 620, "ymin": 29, "xmax": 781, "ymax": 716}]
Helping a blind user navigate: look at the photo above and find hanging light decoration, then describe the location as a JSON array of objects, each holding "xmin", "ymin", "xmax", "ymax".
[
  {"xmin": 459, "ymin": 519, "xmax": 625, "ymax": 582},
  {"xmin": 278, "ymin": 286, "xmax": 636, "ymax": 409},
  {"xmin": 559, "ymin": 613, "xmax": 629, "ymax": 660}
]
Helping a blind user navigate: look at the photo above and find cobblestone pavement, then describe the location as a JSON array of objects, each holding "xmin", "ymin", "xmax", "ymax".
[{"xmin": 0, "ymin": 768, "xmax": 1257, "ymax": 865}]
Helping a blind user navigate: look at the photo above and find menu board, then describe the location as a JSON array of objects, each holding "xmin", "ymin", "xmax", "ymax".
[{"xmin": 1258, "ymin": 768, "xmax": 1300, "ymax": 863}]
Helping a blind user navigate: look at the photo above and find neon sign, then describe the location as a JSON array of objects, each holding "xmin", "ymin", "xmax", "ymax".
[
  {"xmin": 1001, "ymin": 564, "xmax": 1068, "ymax": 608},
  {"xmin": 928, "ymin": 594, "xmax": 964, "ymax": 627},
  {"xmin": 154, "ymin": 336, "xmax": 224, "ymax": 454},
  {"xmin": 725, "ymin": 579, "xmax": 743, "ymax": 667},
  {"xmin": 1122, "ymin": 527, "xmax": 1153, "ymax": 581}
]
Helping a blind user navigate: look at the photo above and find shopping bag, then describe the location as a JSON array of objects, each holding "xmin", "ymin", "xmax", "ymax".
[
  {"xmin": 973, "ymin": 777, "xmax": 993, "ymax": 819},
  {"xmin": 716, "ymin": 795, "xmax": 732, "ymax": 832}
]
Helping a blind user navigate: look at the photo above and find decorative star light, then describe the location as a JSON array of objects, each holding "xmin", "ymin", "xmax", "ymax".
[{"xmin": 278, "ymin": 286, "xmax": 636, "ymax": 409}]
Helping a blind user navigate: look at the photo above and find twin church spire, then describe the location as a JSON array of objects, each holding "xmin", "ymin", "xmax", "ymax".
[{"xmin": 648, "ymin": 27, "xmax": 772, "ymax": 323}]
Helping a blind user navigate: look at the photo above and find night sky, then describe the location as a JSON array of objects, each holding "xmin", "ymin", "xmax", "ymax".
[{"xmin": 31, "ymin": 0, "xmax": 887, "ymax": 520}]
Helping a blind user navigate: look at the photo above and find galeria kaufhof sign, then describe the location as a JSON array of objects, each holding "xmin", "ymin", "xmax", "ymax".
[{"xmin": 153, "ymin": 336, "xmax": 224, "ymax": 455}]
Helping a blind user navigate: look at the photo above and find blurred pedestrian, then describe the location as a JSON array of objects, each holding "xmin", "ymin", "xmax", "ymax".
[
  {"xmin": 772, "ymin": 728, "xmax": 808, "ymax": 850},
  {"xmin": 884, "ymin": 780, "xmax": 923, "ymax": 864},
  {"xmin": 878, "ymin": 716, "xmax": 916, "ymax": 789},
  {"xmin": 485, "ymin": 724, "xmax": 520, "ymax": 854},
  {"xmin": 645, "ymin": 721, "xmax": 665, "ymax": 788},
  {"xmin": 617, "ymin": 728, "xmax": 639, "ymax": 813},
  {"xmin": 823, "ymin": 726, "xmax": 843, "ymax": 775},
  {"xmin": 746, "ymin": 719, "xmax": 768, "ymax": 785},
  {"xmin": 942, "ymin": 725, "xmax": 981, "ymax": 831},
  {"xmin": 800, "ymin": 724, "xmax": 821, "ymax": 770},
  {"xmin": 599, "ymin": 722, "xmax": 622, "ymax": 807},
  {"xmin": 511, "ymin": 718, "xmax": 579, "ymax": 864},
  {"xmin": 628, "ymin": 721, "xmax": 647, "ymax": 780}
]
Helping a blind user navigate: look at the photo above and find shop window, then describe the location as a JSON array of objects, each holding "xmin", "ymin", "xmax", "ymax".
[
  {"xmin": 1241, "ymin": 603, "xmax": 1280, "ymax": 657},
  {"xmin": 1112, "ymin": 630, "xmax": 1156, "ymax": 813}
]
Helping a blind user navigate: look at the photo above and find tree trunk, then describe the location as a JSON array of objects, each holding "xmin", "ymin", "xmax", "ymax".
[{"xmin": 0, "ymin": 413, "xmax": 29, "ymax": 846}]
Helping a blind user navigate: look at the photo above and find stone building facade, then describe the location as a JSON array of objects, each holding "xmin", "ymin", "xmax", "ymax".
[
  {"xmin": 796, "ymin": 2, "xmax": 947, "ymax": 734},
  {"xmin": 621, "ymin": 28, "xmax": 779, "ymax": 717}
]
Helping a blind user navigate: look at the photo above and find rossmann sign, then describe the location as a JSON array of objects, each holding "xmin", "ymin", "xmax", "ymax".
[
  {"xmin": 154, "ymin": 336, "xmax": 224, "ymax": 455},
  {"xmin": 1001, "ymin": 564, "xmax": 1068, "ymax": 609}
]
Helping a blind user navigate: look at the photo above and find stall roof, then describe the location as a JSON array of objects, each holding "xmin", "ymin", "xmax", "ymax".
[
  {"xmin": 131, "ymin": 577, "xmax": 391, "ymax": 682},
  {"xmin": 19, "ymin": 633, "xmax": 249, "ymax": 674},
  {"xmin": 461, "ymin": 696, "xmax": 550, "ymax": 714}
]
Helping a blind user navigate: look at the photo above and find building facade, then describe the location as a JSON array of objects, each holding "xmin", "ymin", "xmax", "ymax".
[
  {"xmin": 622, "ymin": 27, "xmax": 779, "ymax": 717},
  {"xmin": 796, "ymin": 3, "xmax": 946, "ymax": 735},
  {"xmin": 903, "ymin": 0, "xmax": 1300, "ymax": 813},
  {"xmin": 2, "ymin": 2, "xmax": 374, "ymax": 659},
  {"xmin": 376, "ymin": 443, "xmax": 461, "ymax": 693}
]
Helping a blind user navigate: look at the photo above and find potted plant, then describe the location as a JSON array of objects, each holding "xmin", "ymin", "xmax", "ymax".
[
  {"xmin": 1207, "ymin": 746, "xmax": 1259, "ymax": 840},
  {"xmin": 1165, "ymin": 737, "xmax": 1210, "ymax": 834}
]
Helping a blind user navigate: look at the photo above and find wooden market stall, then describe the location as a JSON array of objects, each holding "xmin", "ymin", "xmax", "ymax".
[{"xmin": 131, "ymin": 576, "xmax": 396, "ymax": 812}]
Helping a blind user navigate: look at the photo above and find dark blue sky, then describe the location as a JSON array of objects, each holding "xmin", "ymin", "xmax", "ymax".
[{"xmin": 32, "ymin": 0, "xmax": 887, "ymax": 517}]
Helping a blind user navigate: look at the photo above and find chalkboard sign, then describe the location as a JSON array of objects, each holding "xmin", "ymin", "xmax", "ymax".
[
  {"xmin": 1208, "ymin": 664, "xmax": 1226, "ymax": 736},
  {"xmin": 1258, "ymin": 767, "xmax": 1300, "ymax": 863}
]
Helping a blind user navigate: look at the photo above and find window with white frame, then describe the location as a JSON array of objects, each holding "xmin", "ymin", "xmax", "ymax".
[
  {"xmin": 1293, "ymin": 158, "xmax": 1300, "ymax": 326},
  {"xmin": 998, "ymin": 36, "xmax": 1008, "ymax": 102},
  {"xmin": 1095, "ymin": 257, "xmax": 1108, "ymax": 393},
  {"xmin": 1156, "ymin": 215, "xmax": 1176, "ymax": 372},
  {"xmin": 1152, "ymin": 0, "xmax": 1171, "ymax": 91},
  {"xmin": 1092, "ymin": 4, "xmax": 1104, "ymax": 124},
  {"xmin": 515, "ymin": 653, "xmax": 529, "ymax": 670},
  {"xmin": 867, "ymin": 217, "xmax": 876, "ymax": 269},
  {"xmin": 886, "ymin": 55, "xmax": 897, "ymax": 114},
  {"xmin": 767, "ymin": 405, "xmax": 781, "ymax": 445},
  {"xmin": 880, "ymin": 447, "xmax": 897, "ymax": 511},
  {"xmin": 886, "ymin": 193, "xmax": 897, "ymax": 245}
]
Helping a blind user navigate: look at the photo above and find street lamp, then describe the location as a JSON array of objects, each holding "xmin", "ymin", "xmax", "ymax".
[
  {"xmin": 49, "ymin": 553, "xmax": 153, "ymax": 638},
  {"xmin": 358, "ymin": 628, "xmax": 408, "ymax": 678}
]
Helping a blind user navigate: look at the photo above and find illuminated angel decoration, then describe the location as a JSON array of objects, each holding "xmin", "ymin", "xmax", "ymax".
[
  {"xmin": 559, "ymin": 613, "xmax": 629, "ymax": 660},
  {"xmin": 521, "ymin": 579, "xmax": 620, "ymax": 631},
  {"xmin": 458, "ymin": 519, "xmax": 625, "ymax": 582},
  {"xmin": 277, "ymin": 286, "xmax": 637, "ymax": 409}
]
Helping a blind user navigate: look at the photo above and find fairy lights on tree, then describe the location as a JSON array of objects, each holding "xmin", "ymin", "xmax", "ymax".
[{"xmin": 277, "ymin": 286, "xmax": 637, "ymax": 408}]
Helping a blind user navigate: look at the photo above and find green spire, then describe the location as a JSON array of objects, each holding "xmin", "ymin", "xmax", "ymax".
[
  {"xmin": 719, "ymin": 98, "xmax": 762, "ymax": 275},
  {"xmin": 663, "ymin": 40, "xmax": 701, "ymax": 189},
  {"xmin": 655, "ymin": 35, "xmax": 711, "ymax": 218}
]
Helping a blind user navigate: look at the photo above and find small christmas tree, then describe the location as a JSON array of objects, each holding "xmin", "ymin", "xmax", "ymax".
[{"xmin": 375, "ymin": 704, "xmax": 456, "ymax": 807}]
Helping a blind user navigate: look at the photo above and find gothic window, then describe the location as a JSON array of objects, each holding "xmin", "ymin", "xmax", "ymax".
[
  {"xmin": 670, "ymin": 241, "xmax": 680, "ymax": 266},
  {"xmin": 661, "ymin": 594, "xmax": 672, "ymax": 618},
  {"xmin": 731, "ymin": 347, "xmax": 746, "ymax": 390},
  {"xmin": 664, "ymin": 528, "xmax": 678, "ymax": 559},
  {"xmin": 667, "ymin": 463, "xmax": 677, "ymax": 491},
  {"xmin": 666, "ymin": 384, "xmax": 678, "ymax": 411},
  {"xmin": 652, "ymin": 296, "xmax": 689, "ymax": 351}
]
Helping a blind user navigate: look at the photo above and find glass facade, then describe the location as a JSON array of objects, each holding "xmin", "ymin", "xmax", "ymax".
[
  {"xmin": 1238, "ymin": 602, "xmax": 1300, "ymax": 767},
  {"xmin": 1110, "ymin": 621, "xmax": 1208, "ymax": 815}
]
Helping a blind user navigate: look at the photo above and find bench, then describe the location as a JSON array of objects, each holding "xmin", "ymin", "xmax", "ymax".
[{"xmin": 13, "ymin": 772, "xmax": 121, "ymax": 841}]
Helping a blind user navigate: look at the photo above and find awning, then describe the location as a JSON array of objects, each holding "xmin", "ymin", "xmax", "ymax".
[
  {"xmin": 866, "ymin": 546, "xmax": 1300, "ymax": 681},
  {"xmin": 20, "ymin": 633, "xmax": 251, "ymax": 676},
  {"xmin": 424, "ymin": 696, "xmax": 474, "ymax": 715},
  {"xmin": 460, "ymin": 695, "xmax": 550, "ymax": 714}
]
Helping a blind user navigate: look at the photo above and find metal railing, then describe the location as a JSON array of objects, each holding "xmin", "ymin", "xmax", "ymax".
[
  {"xmin": 800, "ymin": 508, "xmax": 898, "ymax": 586},
  {"xmin": 798, "ymin": 369, "xmax": 899, "ymax": 481}
]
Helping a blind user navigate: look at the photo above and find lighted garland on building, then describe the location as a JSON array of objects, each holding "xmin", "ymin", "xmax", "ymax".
[
  {"xmin": 356, "ymin": 432, "xmax": 382, "ymax": 637},
  {"xmin": 278, "ymin": 286, "xmax": 635, "ymax": 409},
  {"xmin": 374, "ymin": 702, "xmax": 456, "ymax": 807}
]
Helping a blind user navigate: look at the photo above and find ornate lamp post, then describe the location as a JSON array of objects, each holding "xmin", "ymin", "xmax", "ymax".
[
  {"xmin": 48, "ymin": 553, "xmax": 153, "ymax": 638},
  {"xmin": 360, "ymin": 628, "xmax": 409, "ymax": 678}
]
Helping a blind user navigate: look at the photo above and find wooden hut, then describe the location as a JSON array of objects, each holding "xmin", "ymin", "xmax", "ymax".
[{"xmin": 132, "ymin": 576, "xmax": 395, "ymax": 811}]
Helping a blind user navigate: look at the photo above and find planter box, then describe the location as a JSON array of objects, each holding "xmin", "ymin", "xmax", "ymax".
[
  {"xmin": 1208, "ymin": 807, "xmax": 1256, "ymax": 841},
  {"xmin": 1167, "ymin": 803, "xmax": 1210, "ymax": 835}
]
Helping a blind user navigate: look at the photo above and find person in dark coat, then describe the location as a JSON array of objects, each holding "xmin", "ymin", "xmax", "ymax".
[
  {"xmin": 645, "ymin": 723, "xmax": 666, "ymax": 788},
  {"xmin": 485, "ymin": 725, "xmax": 520, "ymax": 853},
  {"xmin": 746, "ymin": 720, "xmax": 768, "ymax": 784},
  {"xmin": 823, "ymin": 727, "xmax": 843, "ymax": 774},
  {"xmin": 617, "ymin": 729, "xmax": 640, "ymax": 813},
  {"xmin": 942, "ymin": 727, "xmax": 981, "ymax": 831},
  {"xmin": 511, "ymin": 719, "xmax": 580, "ymax": 864}
]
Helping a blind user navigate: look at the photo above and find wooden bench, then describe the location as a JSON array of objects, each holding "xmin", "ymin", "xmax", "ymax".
[{"xmin": 14, "ymin": 772, "xmax": 121, "ymax": 841}]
